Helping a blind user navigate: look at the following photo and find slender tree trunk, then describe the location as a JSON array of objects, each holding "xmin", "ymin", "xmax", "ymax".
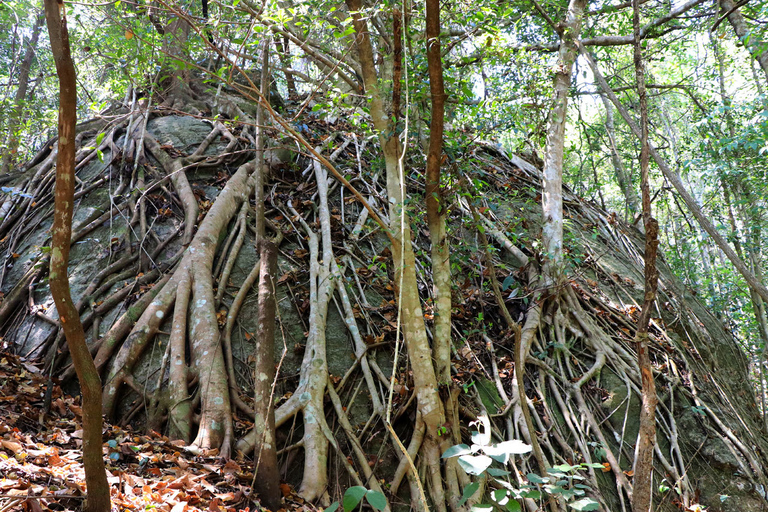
[
  {"xmin": 425, "ymin": 0, "xmax": 451, "ymax": 390},
  {"xmin": 251, "ymin": 39, "xmax": 281, "ymax": 511},
  {"xmin": 274, "ymin": 36, "xmax": 296, "ymax": 97},
  {"xmin": 424, "ymin": 3, "xmax": 469, "ymax": 509},
  {"xmin": 600, "ymin": 94, "xmax": 640, "ymax": 222},
  {"xmin": 719, "ymin": 0, "xmax": 768, "ymax": 85},
  {"xmin": 630, "ymin": 1, "xmax": 658, "ymax": 509},
  {"xmin": 345, "ymin": 1, "xmax": 450, "ymax": 508},
  {"xmin": 583, "ymin": 49, "xmax": 768, "ymax": 306},
  {"xmin": 541, "ymin": 0, "xmax": 587, "ymax": 286},
  {"xmin": 2, "ymin": 11, "xmax": 44, "ymax": 174},
  {"xmin": 43, "ymin": 1, "xmax": 111, "ymax": 511},
  {"xmin": 253, "ymin": 240, "xmax": 280, "ymax": 509}
]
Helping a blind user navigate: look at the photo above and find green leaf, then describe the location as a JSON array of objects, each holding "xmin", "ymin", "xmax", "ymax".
[
  {"xmin": 458, "ymin": 482, "xmax": 479, "ymax": 506},
  {"xmin": 365, "ymin": 490, "xmax": 387, "ymax": 511},
  {"xmin": 486, "ymin": 468, "xmax": 511, "ymax": 477},
  {"xmin": 442, "ymin": 444, "xmax": 472, "ymax": 458},
  {"xmin": 458, "ymin": 454, "xmax": 493, "ymax": 475},
  {"xmin": 526, "ymin": 473, "xmax": 549, "ymax": 484},
  {"xmin": 325, "ymin": 502, "xmax": 340, "ymax": 512},
  {"xmin": 501, "ymin": 275, "xmax": 515, "ymax": 291},
  {"xmin": 521, "ymin": 489, "xmax": 541, "ymax": 500},
  {"xmin": 343, "ymin": 487, "xmax": 367, "ymax": 511},
  {"xmin": 492, "ymin": 488, "xmax": 508, "ymax": 503},
  {"xmin": 506, "ymin": 500, "xmax": 522, "ymax": 512},
  {"xmin": 569, "ymin": 498, "xmax": 600, "ymax": 511},
  {"xmin": 96, "ymin": 132, "xmax": 105, "ymax": 145},
  {"xmin": 96, "ymin": 149, "xmax": 104, "ymax": 162}
]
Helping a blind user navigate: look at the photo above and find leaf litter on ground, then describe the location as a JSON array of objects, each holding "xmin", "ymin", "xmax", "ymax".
[{"xmin": 0, "ymin": 352, "xmax": 310, "ymax": 512}]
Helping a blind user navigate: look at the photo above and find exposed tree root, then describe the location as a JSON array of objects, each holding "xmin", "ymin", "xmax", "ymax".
[{"xmin": 0, "ymin": 87, "xmax": 764, "ymax": 512}]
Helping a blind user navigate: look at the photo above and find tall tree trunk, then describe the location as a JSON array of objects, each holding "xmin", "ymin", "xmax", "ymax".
[
  {"xmin": 345, "ymin": 1, "xmax": 450, "ymax": 508},
  {"xmin": 43, "ymin": 1, "xmax": 111, "ymax": 511},
  {"xmin": 425, "ymin": 0, "xmax": 450, "ymax": 394},
  {"xmin": 2, "ymin": 11, "xmax": 44, "ymax": 174},
  {"xmin": 541, "ymin": 0, "xmax": 587, "ymax": 286},
  {"xmin": 630, "ymin": 0, "xmax": 658, "ymax": 509},
  {"xmin": 424, "ymin": 2, "xmax": 469, "ymax": 509},
  {"xmin": 251, "ymin": 39, "xmax": 281, "ymax": 511}
]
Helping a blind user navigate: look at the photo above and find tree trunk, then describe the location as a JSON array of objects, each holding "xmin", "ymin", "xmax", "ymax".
[
  {"xmin": 251, "ymin": 40, "xmax": 281, "ymax": 511},
  {"xmin": 630, "ymin": 0, "xmax": 658, "ymax": 508},
  {"xmin": 600, "ymin": 94, "xmax": 640, "ymax": 222},
  {"xmin": 345, "ymin": 1, "xmax": 451, "ymax": 508},
  {"xmin": 719, "ymin": 0, "xmax": 768, "ymax": 86},
  {"xmin": 541, "ymin": 0, "xmax": 587, "ymax": 286},
  {"xmin": 252, "ymin": 239, "xmax": 280, "ymax": 509},
  {"xmin": 43, "ymin": 1, "xmax": 111, "ymax": 511},
  {"xmin": 425, "ymin": 0, "xmax": 451, "ymax": 391}
]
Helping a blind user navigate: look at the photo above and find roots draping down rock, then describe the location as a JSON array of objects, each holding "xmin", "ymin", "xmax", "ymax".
[{"xmin": 0, "ymin": 97, "xmax": 765, "ymax": 511}]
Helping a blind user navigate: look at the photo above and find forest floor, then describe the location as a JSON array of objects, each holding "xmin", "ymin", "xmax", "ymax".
[{"xmin": 0, "ymin": 351, "xmax": 306, "ymax": 512}]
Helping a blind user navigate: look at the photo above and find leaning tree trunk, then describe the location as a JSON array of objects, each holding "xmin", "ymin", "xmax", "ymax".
[
  {"xmin": 43, "ymin": 1, "xmax": 110, "ymax": 511},
  {"xmin": 719, "ymin": 0, "xmax": 768, "ymax": 86},
  {"xmin": 583, "ymin": 48, "xmax": 768, "ymax": 308}
]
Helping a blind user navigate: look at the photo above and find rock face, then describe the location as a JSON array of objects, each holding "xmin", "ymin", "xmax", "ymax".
[{"xmin": 0, "ymin": 113, "xmax": 765, "ymax": 511}]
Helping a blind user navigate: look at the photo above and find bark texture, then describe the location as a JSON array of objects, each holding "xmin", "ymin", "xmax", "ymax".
[
  {"xmin": 43, "ymin": 1, "xmax": 111, "ymax": 511},
  {"xmin": 541, "ymin": 0, "xmax": 587, "ymax": 285},
  {"xmin": 631, "ymin": 1, "xmax": 658, "ymax": 507}
]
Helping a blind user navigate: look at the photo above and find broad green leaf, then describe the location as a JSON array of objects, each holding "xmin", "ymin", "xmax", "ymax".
[
  {"xmin": 365, "ymin": 490, "xmax": 387, "ymax": 511},
  {"xmin": 458, "ymin": 482, "xmax": 479, "ymax": 507},
  {"xmin": 506, "ymin": 500, "xmax": 522, "ymax": 512},
  {"xmin": 526, "ymin": 473, "xmax": 549, "ymax": 484},
  {"xmin": 569, "ymin": 498, "xmax": 600, "ymax": 511},
  {"xmin": 96, "ymin": 132, "xmax": 105, "ymax": 145},
  {"xmin": 458, "ymin": 454, "xmax": 493, "ymax": 475},
  {"xmin": 325, "ymin": 502, "xmax": 340, "ymax": 512},
  {"xmin": 343, "ymin": 486, "xmax": 367, "ymax": 511},
  {"xmin": 442, "ymin": 444, "xmax": 472, "ymax": 458},
  {"xmin": 492, "ymin": 488, "xmax": 508, "ymax": 503}
]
